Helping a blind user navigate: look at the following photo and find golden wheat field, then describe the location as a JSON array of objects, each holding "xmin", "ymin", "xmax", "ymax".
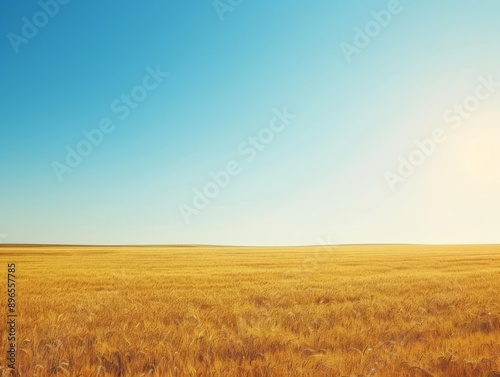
[{"xmin": 0, "ymin": 245, "xmax": 499, "ymax": 377}]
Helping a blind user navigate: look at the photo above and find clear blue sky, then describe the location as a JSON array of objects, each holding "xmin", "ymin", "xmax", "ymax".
[{"xmin": 1, "ymin": 0, "xmax": 499, "ymax": 245}]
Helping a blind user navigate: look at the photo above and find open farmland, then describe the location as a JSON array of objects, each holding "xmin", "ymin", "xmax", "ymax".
[{"xmin": 0, "ymin": 245, "xmax": 499, "ymax": 376}]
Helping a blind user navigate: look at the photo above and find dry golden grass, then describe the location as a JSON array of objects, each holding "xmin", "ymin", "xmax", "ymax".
[{"xmin": 0, "ymin": 244, "xmax": 499, "ymax": 376}]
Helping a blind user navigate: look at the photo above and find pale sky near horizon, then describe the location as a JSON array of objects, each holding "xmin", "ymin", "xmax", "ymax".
[{"xmin": 1, "ymin": 1, "xmax": 499, "ymax": 245}]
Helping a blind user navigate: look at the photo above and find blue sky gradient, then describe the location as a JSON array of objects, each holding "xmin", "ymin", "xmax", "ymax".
[{"xmin": 1, "ymin": 1, "xmax": 500, "ymax": 245}]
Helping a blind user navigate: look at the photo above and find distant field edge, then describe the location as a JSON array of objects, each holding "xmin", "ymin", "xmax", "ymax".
[{"xmin": 0, "ymin": 243, "xmax": 499, "ymax": 248}]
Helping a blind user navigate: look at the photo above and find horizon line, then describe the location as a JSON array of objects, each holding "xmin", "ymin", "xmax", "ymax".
[{"xmin": 1, "ymin": 243, "xmax": 499, "ymax": 248}]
